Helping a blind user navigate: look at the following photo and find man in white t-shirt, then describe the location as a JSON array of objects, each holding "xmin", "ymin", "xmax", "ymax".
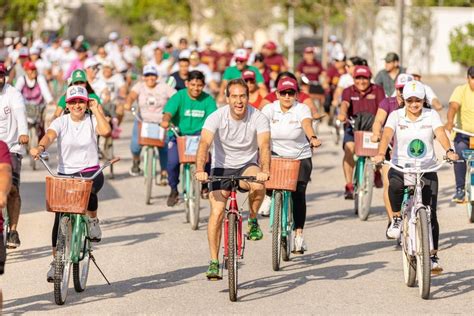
[
  {"xmin": 408, "ymin": 67, "xmax": 442, "ymax": 112},
  {"xmin": 0, "ymin": 62, "xmax": 28, "ymax": 249},
  {"xmin": 195, "ymin": 78, "xmax": 270, "ymax": 279}
]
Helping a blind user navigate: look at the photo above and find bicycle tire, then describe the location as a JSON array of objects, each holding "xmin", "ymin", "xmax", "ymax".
[
  {"xmin": 73, "ymin": 219, "xmax": 90, "ymax": 292},
  {"xmin": 468, "ymin": 201, "xmax": 474, "ymax": 223},
  {"xmin": 465, "ymin": 174, "xmax": 474, "ymax": 222},
  {"xmin": 416, "ymin": 207, "xmax": 431, "ymax": 299},
  {"xmin": 402, "ymin": 213, "xmax": 416, "ymax": 287},
  {"xmin": 358, "ymin": 159, "xmax": 374, "ymax": 221},
  {"xmin": 29, "ymin": 126, "xmax": 38, "ymax": 170},
  {"xmin": 145, "ymin": 147, "xmax": 154, "ymax": 205},
  {"xmin": 272, "ymin": 191, "xmax": 282, "ymax": 271},
  {"xmin": 282, "ymin": 193, "xmax": 293, "ymax": 262},
  {"xmin": 189, "ymin": 164, "xmax": 201, "ymax": 230},
  {"xmin": 54, "ymin": 216, "xmax": 72, "ymax": 305},
  {"xmin": 104, "ymin": 137, "xmax": 114, "ymax": 179},
  {"xmin": 228, "ymin": 213, "xmax": 238, "ymax": 302}
]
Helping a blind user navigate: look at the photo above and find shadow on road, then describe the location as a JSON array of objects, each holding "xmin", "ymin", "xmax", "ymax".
[
  {"xmin": 431, "ymin": 269, "xmax": 474, "ymax": 299},
  {"xmin": 438, "ymin": 228, "xmax": 474, "ymax": 251},
  {"xmin": 102, "ymin": 209, "xmax": 181, "ymax": 230}
]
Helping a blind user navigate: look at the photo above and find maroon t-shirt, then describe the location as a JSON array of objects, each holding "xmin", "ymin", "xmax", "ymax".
[
  {"xmin": 342, "ymin": 84, "xmax": 386, "ymax": 117},
  {"xmin": 264, "ymin": 91, "xmax": 310, "ymax": 104},
  {"xmin": 264, "ymin": 53, "xmax": 286, "ymax": 73},
  {"xmin": 200, "ymin": 49, "xmax": 220, "ymax": 71},
  {"xmin": 379, "ymin": 97, "xmax": 400, "ymax": 118},
  {"xmin": 296, "ymin": 59, "xmax": 324, "ymax": 82},
  {"xmin": 259, "ymin": 66, "xmax": 272, "ymax": 90},
  {"xmin": 326, "ymin": 65, "xmax": 345, "ymax": 88}
]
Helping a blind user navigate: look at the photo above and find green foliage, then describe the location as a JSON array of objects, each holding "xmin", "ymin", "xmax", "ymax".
[
  {"xmin": 412, "ymin": 0, "xmax": 473, "ymax": 6},
  {"xmin": 449, "ymin": 23, "xmax": 474, "ymax": 67},
  {"xmin": 0, "ymin": 0, "xmax": 45, "ymax": 34}
]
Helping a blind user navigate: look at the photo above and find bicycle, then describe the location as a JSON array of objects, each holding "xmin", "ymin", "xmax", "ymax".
[
  {"xmin": 25, "ymin": 103, "xmax": 45, "ymax": 171},
  {"xmin": 206, "ymin": 175, "xmax": 256, "ymax": 302},
  {"xmin": 2, "ymin": 142, "xmax": 21, "ymax": 247},
  {"xmin": 39, "ymin": 154, "xmax": 119, "ymax": 305},
  {"xmin": 453, "ymin": 128, "xmax": 474, "ymax": 223},
  {"xmin": 382, "ymin": 159, "xmax": 448, "ymax": 299}
]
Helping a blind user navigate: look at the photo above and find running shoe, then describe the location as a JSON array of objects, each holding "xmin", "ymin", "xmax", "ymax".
[
  {"xmin": 167, "ymin": 189, "xmax": 179, "ymax": 207},
  {"xmin": 47, "ymin": 261, "xmax": 55, "ymax": 283},
  {"xmin": 344, "ymin": 183, "xmax": 354, "ymax": 200},
  {"xmin": 248, "ymin": 218, "xmax": 263, "ymax": 241},
  {"xmin": 88, "ymin": 217, "xmax": 102, "ymax": 242},
  {"xmin": 206, "ymin": 259, "xmax": 222, "ymax": 280},
  {"xmin": 431, "ymin": 255, "xmax": 443, "ymax": 274},
  {"xmin": 6, "ymin": 230, "xmax": 21, "ymax": 249},
  {"xmin": 293, "ymin": 234, "xmax": 307, "ymax": 254},
  {"xmin": 258, "ymin": 195, "xmax": 271, "ymax": 217},
  {"xmin": 385, "ymin": 221, "xmax": 393, "ymax": 240},
  {"xmin": 387, "ymin": 216, "xmax": 402, "ymax": 239},
  {"xmin": 452, "ymin": 187, "xmax": 465, "ymax": 203},
  {"xmin": 129, "ymin": 161, "xmax": 141, "ymax": 176}
]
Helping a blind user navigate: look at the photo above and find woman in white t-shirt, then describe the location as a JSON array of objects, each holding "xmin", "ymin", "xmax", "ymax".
[
  {"xmin": 30, "ymin": 85, "xmax": 111, "ymax": 282},
  {"xmin": 261, "ymin": 77, "xmax": 321, "ymax": 254},
  {"xmin": 374, "ymin": 81, "xmax": 458, "ymax": 272}
]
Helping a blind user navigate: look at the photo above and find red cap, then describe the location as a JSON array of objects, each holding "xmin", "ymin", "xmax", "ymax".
[
  {"xmin": 353, "ymin": 65, "xmax": 372, "ymax": 79},
  {"xmin": 23, "ymin": 61, "xmax": 36, "ymax": 71},
  {"xmin": 263, "ymin": 41, "xmax": 277, "ymax": 50},
  {"xmin": 304, "ymin": 47, "xmax": 314, "ymax": 54},
  {"xmin": 0, "ymin": 63, "xmax": 7, "ymax": 74},
  {"xmin": 277, "ymin": 77, "xmax": 298, "ymax": 92},
  {"xmin": 242, "ymin": 70, "xmax": 256, "ymax": 81}
]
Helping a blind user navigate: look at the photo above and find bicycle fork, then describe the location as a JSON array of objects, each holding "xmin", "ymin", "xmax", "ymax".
[
  {"xmin": 143, "ymin": 147, "xmax": 158, "ymax": 179},
  {"xmin": 223, "ymin": 192, "xmax": 244, "ymax": 260}
]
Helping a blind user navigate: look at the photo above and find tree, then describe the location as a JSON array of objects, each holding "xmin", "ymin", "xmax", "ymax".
[
  {"xmin": 0, "ymin": 0, "xmax": 45, "ymax": 35},
  {"xmin": 449, "ymin": 23, "xmax": 474, "ymax": 67}
]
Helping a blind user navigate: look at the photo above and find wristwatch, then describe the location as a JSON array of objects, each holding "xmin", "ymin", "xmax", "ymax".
[{"xmin": 446, "ymin": 148, "xmax": 455, "ymax": 155}]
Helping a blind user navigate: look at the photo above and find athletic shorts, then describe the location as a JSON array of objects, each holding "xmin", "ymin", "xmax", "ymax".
[
  {"xmin": 209, "ymin": 163, "xmax": 259, "ymax": 192},
  {"xmin": 10, "ymin": 153, "xmax": 22, "ymax": 187}
]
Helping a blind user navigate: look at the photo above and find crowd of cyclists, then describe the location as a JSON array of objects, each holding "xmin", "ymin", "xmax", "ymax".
[{"xmin": 0, "ymin": 30, "xmax": 473, "ymax": 291}]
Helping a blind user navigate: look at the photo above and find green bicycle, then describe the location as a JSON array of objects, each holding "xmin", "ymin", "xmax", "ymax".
[
  {"xmin": 39, "ymin": 154, "xmax": 118, "ymax": 305},
  {"xmin": 453, "ymin": 128, "xmax": 474, "ymax": 222}
]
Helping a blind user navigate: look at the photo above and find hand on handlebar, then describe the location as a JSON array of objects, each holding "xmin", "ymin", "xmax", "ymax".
[
  {"xmin": 18, "ymin": 135, "xmax": 29, "ymax": 145},
  {"xmin": 310, "ymin": 138, "xmax": 322, "ymax": 148},
  {"xmin": 160, "ymin": 121, "xmax": 170, "ymax": 129},
  {"xmin": 372, "ymin": 154, "xmax": 385, "ymax": 165},
  {"xmin": 337, "ymin": 113, "xmax": 347, "ymax": 123},
  {"xmin": 446, "ymin": 151, "xmax": 459, "ymax": 162},
  {"xmin": 256, "ymin": 172, "xmax": 270, "ymax": 182},
  {"xmin": 195, "ymin": 171, "xmax": 209, "ymax": 182},
  {"xmin": 370, "ymin": 134, "xmax": 380, "ymax": 143},
  {"xmin": 30, "ymin": 147, "xmax": 43, "ymax": 160}
]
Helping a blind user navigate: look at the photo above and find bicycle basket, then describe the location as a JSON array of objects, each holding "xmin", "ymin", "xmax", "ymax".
[
  {"xmin": 138, "ymin": 121, "xmax": 166, "ymax": 147},
  {"xmin": 354, "ymin": 131, "xmax": 378, "ymax": 157},
  {"xmin": 265, "ymin": 158, "xmax": 301, "ymax": 191},
  {"xmin": 177, "ymin": 136, "xmax": 199, "ymax": 163},
  {"xmin": 45, "ymin": 176, "xmax": 92, "ymax": 214}
]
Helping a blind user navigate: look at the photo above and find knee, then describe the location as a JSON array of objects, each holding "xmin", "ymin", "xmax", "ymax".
[{"xmin": 250, "ymin": 183, "xmax": 265, "ymax": 195}]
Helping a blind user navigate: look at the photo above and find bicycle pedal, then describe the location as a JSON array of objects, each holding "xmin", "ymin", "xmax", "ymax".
[{"xmin": 207, "ymin": 275, "xmax": 223, "ymax": 281}]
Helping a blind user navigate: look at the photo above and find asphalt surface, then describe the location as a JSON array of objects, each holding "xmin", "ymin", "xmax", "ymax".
[{"xmin": 1, "ymin": 79, "xmax": 473, "ymax": 314}]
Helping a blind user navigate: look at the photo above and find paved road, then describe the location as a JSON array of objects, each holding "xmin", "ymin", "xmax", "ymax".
[{"xmin": 2, "ymin": 78, "xmax": 473, "ymax": 314}]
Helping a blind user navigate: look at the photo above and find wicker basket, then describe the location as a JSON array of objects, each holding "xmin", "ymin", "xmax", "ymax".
[
  {"xmin": 138, "ymin": 121, "xmax": 166, "ymax": 147},
  {"xmin": 265, "ymin": 158, "xmax": 301, "ymax": 191},
  {"xmin": 46, "ymin": 176, "xmax": 92, "ymax": 214},
  {"xmin": 354, "ymin": 131, "xmax": 379, "ymax": 157}
]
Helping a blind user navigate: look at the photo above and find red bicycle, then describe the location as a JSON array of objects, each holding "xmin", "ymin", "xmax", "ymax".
[{"xmin": 207, "ymin": 175, "xmax": 256, "ymax": 302}]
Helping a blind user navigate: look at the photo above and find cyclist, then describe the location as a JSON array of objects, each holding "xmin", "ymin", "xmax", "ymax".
[
  {"xmin": 243, "ymin": 70, "xmax": 264, "ymax": 109},
  {"xmin": 337, "ymin": 65, "xmax": 385, "ymax": 199},
  {"xmin": 30, "ymin": 85, "xmax": 111, "ymax": 282},
  {"xmin": 161, "ymin": 70, "xmax": 217, "ymax": 206},
  {"xmin": 124, "ymin": 64, "xmax": 176, "ymax": 179},
  {"xmin": 261, "ymin": 77, "xmax": 322, "ymax": 253},
  {"xmin": 0, "ymin": 62, "xmax": 28, "ymax": 249},
  {"xmin": 261, "ymin": 41, "xmax": 288, "ymax": 80},
  {"xmin": 374, "ymin": 52, "xmax": 406, "ymax": 97},
  {"xmin": 169, "ymin": 50, "xmax": 190, "ymax": 91},
  {"xmin": 331, "ymin": 56, "xmax": 368, "ymax": 108},
  {"xmin": 100, "ymin": 60, "xmax": 127, "ymax": 124},
  {"xmin": 321, "ymin": 52, "xmax": 346, "ymax": 115},
  {"xmin": 195, "ymin": 79, "xmax": 270, "ymax": 279},
  {"xmin": 445, "ymin": 66, "xmax": 474, "ymax": 202},
  {"xmin": 371, "ymin": 73, "xmax": 414, "ymax": 238},
  {"xmin": 296, "ymin": 47, "xmax": 325, "ymax": 107},
  {"xmin": 252, "ymin": 53, "xmax": 272, "ymax": 91},
  {"xmin": 373, "ymin": 81, "xmax": 458, "ymax": 272}
]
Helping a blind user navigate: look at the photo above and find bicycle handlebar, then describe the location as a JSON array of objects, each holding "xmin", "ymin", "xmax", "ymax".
[
  {"xmin": 381, "ymin": 160, "xmax": 448, "ymax": 174},
  {"xmin": 207, "ymin": 175, "xmax": 257, "ymax": 182}
]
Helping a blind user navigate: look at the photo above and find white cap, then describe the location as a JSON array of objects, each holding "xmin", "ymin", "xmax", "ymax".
[
  {"xmin": 204, "ymin": 36, "xmax": 213, "ymax": 45},
  {"xmin": 143, "ymin": 64, "xmax": 158, "ymax": 76},
  {"xmin": 178, "ymin": 49, "xmax": 191, "ymax": 60},
  {"xmin": 20, "ymin": 37, "xmax": 28, "ymax": 45},
  {"xmin": 61, "ymin": 40, "xmax": 72, "ymax": 48},
  {"xmin": 32, "ymin": 39, "xmax": 44, "ymax": 50},
  {"xmin": 101, "ymin": 60, "xmax": 114, "ymax": 69},
  {"xmin": 30, "ymin": 47, "xmax": 40, "ymax": 55},
  {"xmin": 84, "ymin": 57, "xmax": 100, "ymax": 69},
  {"xmin": 109, "ymin": 32, "xmax": 119, "ymax": 41},
  {"xmin": 395, "ymin": 73, "xmax": 414, "ymax": 89},
  {"xmin": 243, "ymin": 40, "xmax": 253, "ymax": 49},
  {"xmin": 153, "ymin": 41, "xmax": 165, "ymax": 51},
  {"xmin": 3, "ymin": 37, "xmax": 12, "ymax": 46},
  {"xmin": 66, "ymin": 85, "xmax": 89, "ymax": 102},
  {"xmin": 409, "ymin": 67, "xmax": 422, "ymax": 76},
  {"xmin": 333, "ymin": 51, "xmax": 345, "ymax": 61},
  {"xmin": 234, "ymin": 48, "xmax": 248, "ymax": 61},
  {"xmin": 403, "ymin": 80, "xmax": 426, "ymax": 100},
  {"xmin": 76, "ymin": 35, "xmax": 84, "ymax": 42},
  {"xmin": 329, "ymin": 35, "xmax": 337, "ymax": 42}
]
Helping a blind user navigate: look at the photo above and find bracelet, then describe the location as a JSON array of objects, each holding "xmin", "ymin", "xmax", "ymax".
[
  {"xmin": 446, "ymin": 148, "xmax": 454, "ymax": 154},
  {"xmin": 311, "ymin": 136, "xmax": 318, "ymax": 139}
]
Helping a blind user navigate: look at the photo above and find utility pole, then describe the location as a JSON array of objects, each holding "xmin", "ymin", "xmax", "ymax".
[
  {"xmin": 396, "ymin": 0, "xmax": 405, "ymax": 66},
  {"xmin": 288, "ymin": 0, "xmax": 295, "ymax": 71}
]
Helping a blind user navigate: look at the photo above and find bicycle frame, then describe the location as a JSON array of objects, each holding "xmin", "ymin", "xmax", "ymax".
[
  {"xmin": 143, "ymin": 146, "xmax": 158, "ymax": 179},
  {"xmin": 223, "ymin": 189, "xmax": 244, "ymax": 259},
  {"xmin": 353, "ymin": 156, "xmax": 366, "ymax": 188},
  {"xmin": 269, "ymin": 190, "xmax": 292, "ymax": 237},
  {"xmin": 61, "ymin": 213, "xmax": 89, "ymax": 263}
]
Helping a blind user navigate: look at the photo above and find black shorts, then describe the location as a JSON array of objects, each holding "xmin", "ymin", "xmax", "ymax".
[
  {"xmin": 0, "ymin": 234, "xmax": 5, "ymax": 274},
  {"xmin": 209, "ymin": 163, "xmax": 259, "ymax": 192},
  {"xmin": 10, "ymin": 153, "xmax": 22, "ymax": 187},
  {"xmin": 309, "ymin": 83, "xmax": 324, "ymax": 95}
]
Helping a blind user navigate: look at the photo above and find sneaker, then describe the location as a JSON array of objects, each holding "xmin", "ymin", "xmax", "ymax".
[
  {"xmin": 6, "ymin": 230, "xmax": 21, "ymax": 249},
  {"xmin": 293, "ymin": 234, "xmax": 307, "ymax": 254},
  {"xmin": 129, "ymin": 160, "xmax": 141, "ymax": 176},
  {"xmin": 452, "ymin": 187, "xmax": 465, "ymax": 203},
  {"xmin": 247, "ymin": 218, "xmax": 263, "ymax": 241},
  {"xmin": 159, "ymin": 171, "xmax": 168, "ymax": 186},
  {"xmin": 167, "ymin": 189, "xmax": 179, "ymax": 207},
  {"xmin": 374, "ymin": 170, "xmax": 383, "ymax": 189},
  {"xmin": 385, "ymin": 221, "xmax": 394, "ymax": 240},
  {"xmin": 88, "ymin": 217, "xmax": 102, "ymax": 242},
  {"xmin": 387, "ymin": 216, "xmax": 402, "ymax": 239},
  {"xmin": 258, "ymin": 195, "xmax": 271, "ymax": 217},
  {"xmin": 201, "ymin": 187, "xmax": 210, "ymax": 200},
  {"xmin": 431, "ymin": 255, "xmax": 443, "ymax": 274},
  {"xmin": 47, "ymin": 261, "xmax": 55, "ymax": 283},
  {"xmin": 206, "ymin": 259, "xmax": 222, "ymax": 280},
  {"xmin": 344, "ymin": 183, "xmax": 354, "ymax": 200}
]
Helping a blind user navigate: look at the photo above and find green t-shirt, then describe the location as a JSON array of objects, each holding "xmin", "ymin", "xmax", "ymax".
[
  {"xmin": 222, "ymin": 65, "xmax": 264, "ymax": 84},
  {"xmin": 57, "ymin": 93, "xmax": 102, "ymax": 109},
  {"xmin": 164, "ymin": 89, "xmax": 217, "ymax": 135}
]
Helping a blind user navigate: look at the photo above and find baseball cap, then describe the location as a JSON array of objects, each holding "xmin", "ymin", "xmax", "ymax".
[
  {"xmin": 403, "ymin": 80, "xmax": 426, "ymax": 100},
  {"xmin": 204, "ymin": 36, "xmax": 213, "ymax": 45},
  {"xmin": 66, "ymin": 85, "xmax": 89, "ymax": 103},
  {"xmin": 109, "ymin": 32, "xmax": 119, "ymax": 41},
  {"xmin": 333, "ymin": 51, "xmax": 345, "ymax": 62},
  {"xmin": 0, "ymin": 63, "xmax": 7, "ymax": 74},
  {"xmin": 84, "ymin": 58, "xmax": 99, "ymax": 69},
  {"xmin": 19, "ymin": 47, "xmax": 29, "ymax": 58},
  {"xmin": 304, "ymin": 46, "xmax": 314, "ymax": 54},
  {"xmin": 243, "ymin": 40, "xmax": 253, "ymax": 49},
  {"xmin": 277, "ymin": 77, "xmax": 298, "ymax": 92},
  {"xmin": 61, "ymin": 40, "xmax": 72, "ymax": 48},
  {"xmin": 30, "ymin": 47, "xmax": 40, "ymax": 56},
  {"xmin": 384, "ymin": 52, "xmax": 399, "ymax": 63},
  {"xmin": 3, "ymin": 37, "xmax": 12, "ymax": 46},
  {"xmin": 101, "ymin": 60, "xmax": 114, "ymax": 69},
  {"xmin": 263, "ymin": 41, "xmax": 277, "ymax": 50},
  {"xmin": 329, "ymin": 35, "xmax": 337, "ymax": 42},
  {"xmin": 242, "ymin": 70, "xmax": 256, "ymax": 81},
  {"xmin": 234, "ymin": 48, "xmax": 248, "ymax": 61},
  {"xmin": 395, "ymin": 73, "xmax": 414, "ymax": 88},
  {"xmin": 353, "ymin": 65, "xmax": 372, "ymax": 78},
  {"xmin": 23, "ymin": 61, "xmax": 36, "ymax": 71},
  {"xmin": 143, "ymin": 64, "xmax": 158, "ymax": 76},
  {"xmin": 409, "ymin": 67, "xmax": 422, "ymax": 76},
  {"xmin": 178, "ymin": 49, "xmax": 191, "ymax": 60},
  {"xmin": 70, "ymin": 69, "xmax": 87, "ymax": 84}
]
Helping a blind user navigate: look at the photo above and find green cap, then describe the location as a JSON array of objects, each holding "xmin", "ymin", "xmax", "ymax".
[{"xmin": 71, "ymin": 69, "xmax": 87, "ymax": 84}]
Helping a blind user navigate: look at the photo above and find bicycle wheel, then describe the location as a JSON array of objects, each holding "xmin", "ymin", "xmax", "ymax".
[
  {"xmin": 54, "ymin": 216, "xmax": 72, "ymax": 305},
  {"xmin": 228, "ymin": 213, "xmax": 238, "ymax": 302},
  {"xmin": 465, "ymin": 171, "xmax": 474, "ymax": 223},
  {"xmin": 73, "ymin": 217, "xmax": 91, "ymax": 292},
  {"xmin": 29, "ymin": 126, "xmax": 38, "ymax": 170},
  {"xmin": 145, "ymin": 147, "xmax": 154, "ymax": 205},
  {"xmin": 188, "ymin": 164, "xmax": 201, "ymax": 230},
  {"xmin": 272, "ymin": 191, "xmax": 282, "ymax": 271},
  {"xmin": 357, "ymin": 159, "xmax": 374, "ymax": 221},
  {"xmin": 415, "ymin": 207, "xmax": 431, "ymax": 299},
  {"xmin": 402, "ymin": 213, "xmax": 416, "ymax": 287},
  {"xmin": 282, "ymin": 193, "xmax": 293, "ymax": 262}
]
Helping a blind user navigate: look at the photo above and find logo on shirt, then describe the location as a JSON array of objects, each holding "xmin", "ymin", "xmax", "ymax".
[
  {"xmin": 184, "ymin": 109, "xmax": 205, "ymax": 118},
  {"xmin": 366, "ymin": 94, "xmax": 375, "ymax": 100},
  {"xmin": 351, "ymin": 96, "xmax": 360, "ymax": 101},
  {"xmin": 407, "ymin": 139, "xmax": 426, "ymax": 158},
  {"xmin": 4, "ymin": 106, "xmax": 10, "ymax": 115}
]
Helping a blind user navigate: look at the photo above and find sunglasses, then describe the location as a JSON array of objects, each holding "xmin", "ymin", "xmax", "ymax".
[{"xmin": 279, "ymin": 90, "xmax": 296, "ymax": 97}]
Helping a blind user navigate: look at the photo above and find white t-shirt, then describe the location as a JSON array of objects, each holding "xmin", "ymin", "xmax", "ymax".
[
  {"xmin": 261, "ymin": 101, "xmax": 312, "ymax": 159},
  {"xmin": 0, "ymin": 84, "xmax": 28, "ymax": 155},
  {"xmin": 48, "ymin": 114, "xmax": 99, "ymax": 174},
  {"xmin": 385, "ymin": 108, "xmax": 443, "ymax": 168},
  {"xmin": 101, "ymin": 73, "xmax": 125, "ymax": 101},
  {"xmin": 150, "ymin": 59, "xmax": 172, "ymax": 81},
  {"xmin": 203, "ymin": 105, "xmax": 270, "ymax": 169},
  {"xmin": 337, "ymin": 73, "xmax": 354, "ymax": 89},
  {"xmin": 60, "ymin": 49, "xmax": 78, "ymax": 73}
]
